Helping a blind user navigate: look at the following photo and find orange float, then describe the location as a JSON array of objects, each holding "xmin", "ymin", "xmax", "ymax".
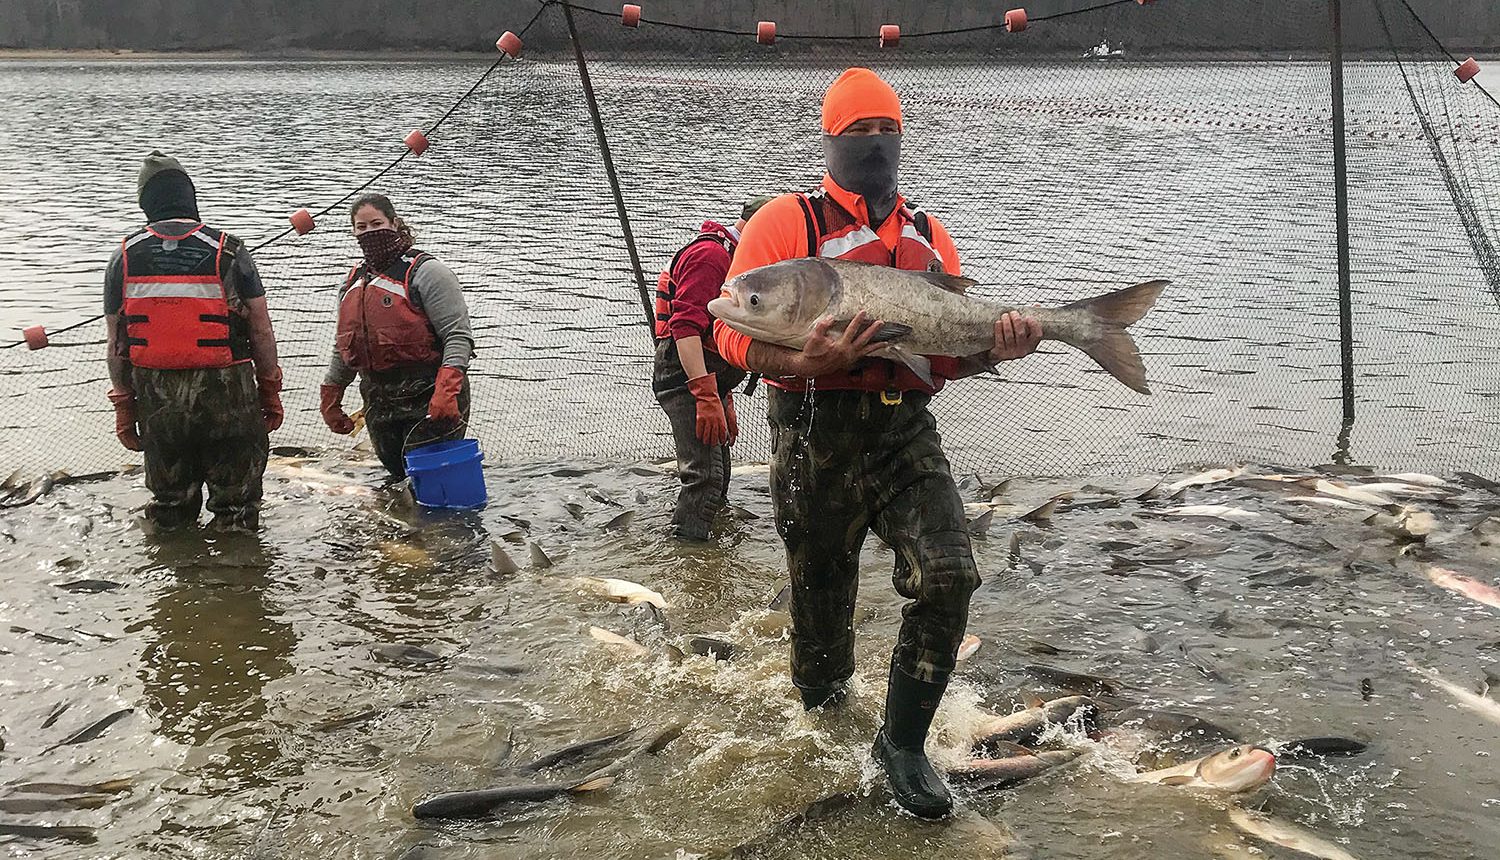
[
  {"xmin": 23, "ymin": 326, "xmax": 48, "ymax": 350},
  {"xmin": 289, "ymin": 209, "xmax": 316, "ymax": 235},
  {"xmin": 496, "ymin": 31, "xmax": 523, "ymax": 58},
  {"xmin": 757, "ymin": 21, "xmax": 776, "ymax": 45},
  {"xmin": 1005, "ymin": 9, "xmax": 1027, "ymax": 32}
]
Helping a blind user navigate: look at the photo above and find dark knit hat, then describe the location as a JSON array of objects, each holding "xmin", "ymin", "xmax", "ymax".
[
  {"xmin": 138, "ymin": 151, "xmax": 188, "ymax": 199},
  {"xmin": 741, "ymin": 196, "xmax": 775, "ymax": 222}
]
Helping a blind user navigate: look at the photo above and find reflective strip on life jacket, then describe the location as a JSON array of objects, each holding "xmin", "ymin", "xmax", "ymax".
[{"xmin": 119, "ymin": 224, "xmax": 247, "ymax": 370}]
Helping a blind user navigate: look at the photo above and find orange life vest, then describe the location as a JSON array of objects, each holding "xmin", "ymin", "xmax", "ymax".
[
  {"xmin": 120, "ymin": 222, "xmax": 251, "ymax": 370},
  {"xmin": 777, "ymin": 190, "xmax": 955, "ymax": 395},
  {"xmin": 335, "ymin": 250, "xmax": 443, "ymax": 373},
  {"xmin": 654, "ymin": 225, "xmax": 737, "ymax": 340}
]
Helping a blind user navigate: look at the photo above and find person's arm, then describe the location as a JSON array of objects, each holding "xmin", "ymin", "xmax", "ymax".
[
  {"xmin": 669, "ymin": 242, "xmax": 731, "ymax": 381},
  {"xmin": 410, "ymin": 259, "xmax": 474, "ymax": 369},
  {"xmin": 102, "ymin": 249, "xmax": 141, "ymax": 450},
  {"xmin": 229, "ymin": 245, "xmax": 284, "ymax": 430}
]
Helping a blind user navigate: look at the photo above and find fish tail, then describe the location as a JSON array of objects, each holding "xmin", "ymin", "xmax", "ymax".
[{"xmin": 1059, "ymin": 279, "xmax": 1168, "ymax": 395}]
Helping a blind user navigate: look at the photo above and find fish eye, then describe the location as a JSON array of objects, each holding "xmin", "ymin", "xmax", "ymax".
[
  {"xmin": 1229, "ymin": 748, "xmax": 1241, "ymax": 758},
  {"xmin": 749, "ymin": 294, "xmax": 760, "ymax": 307}
]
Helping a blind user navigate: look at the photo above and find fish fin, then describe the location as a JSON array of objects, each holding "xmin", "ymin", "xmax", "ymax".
[
  {"xmin": 989, "ymin": 741, "xmax": 1037, "ymax": 757},
  {"xmin": 1158, "ymin": 775, "xmax": 1199, "ymax": 786},
  {"xmin": 871, "ymin": 344, "xmax": 934, "ymax": 387},
  {"xmin": 829, "ymin": 319, "xmax": 913, "ymax": 344},
  {"xmin": 1058, "ymin": 279, "xmax": 1168, "ymax": 394},
  {"xmin": 569, "ymin": 774, "xmax": 615, "ymax": 793},
  {"xmin": 1023, "ymin": 693, "xmax": 1045, "ymax": 709},
  {"xmin": 913, "ymin": 270, "xmax": 980, "ymax": 295}
]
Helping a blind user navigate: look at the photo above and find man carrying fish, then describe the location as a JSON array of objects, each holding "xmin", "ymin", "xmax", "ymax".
[
  {"xmin": 103, "ymin": 153, "xmax": 283, "ymax": 531},
  {"xmin": 712, "ymin": 69, "xmax": 1165, "ymax": 819}
]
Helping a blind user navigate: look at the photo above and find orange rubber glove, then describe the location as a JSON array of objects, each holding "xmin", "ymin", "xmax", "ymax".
[
  {"xmin": 107, "ymin": 388, "xmax": 142, "ymax": 452},
  {"xmin": 320, "ymin": 384, "xmax": 355, "ymax": 434},
  {"xmin": 428, "ymin": 366, "xmax": 465, "ymax": 425},
  {"xmin": 257, "ymin": 366, "xmax": 285, "ymax": 433},
  {"xmin": 725, "ymin": 392, "xmax": 739, "ymax": 446},
  {"xmin": 687, "ymin": 373, "xmax": 727, "ymax": 447}
]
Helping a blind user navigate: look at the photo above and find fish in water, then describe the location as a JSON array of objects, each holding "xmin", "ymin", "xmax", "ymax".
[
  {"xmin": 6, "ymin": 778, "xmax": 132, "ymax": 795},
  {"xmin": 1408, "ymin": 664, "xmax": 1500, "ymax": 727},
  {"xmin": 1423, "ymin": 566, "xmax": 1500, "ymax": 612},
  {"xmin": 370, "ymin": 644, "xmax": 443, "ymax": 667},
  {"xmin": 571, "ymin": 576, "xmax": 670, "ymax": 610},
  {"xmin": 1020, "ymin": 496, "xmax": 1062, "ymax": 524},
  {"xmin": 956, "ymin": 634, "xmax": 982, "ymax": 661},
  {"xmin": 966, "ymin": 508, "xmax": 995, "ymax": 535},
  {"xmin": 710, "ymin": 257, "xmax": 1168, "ymax": 393},
  {"xmin": 588, "ymin": 626, "xmax": 649, "ymax": 658},
  {"xmin": 45, "ymin": 708, "xmax": 133, "ymax": 752},
  {"xmin": 1159, "ymin": 504, "xmax": 1263, "ymax": 522},
  {"xmin": 490, "ymin": 541, "xmax": 519, "ymax": 575},
  {"xmin": 768, "ymin": 583, "xmax": 791, "ymax": 612},
  {"xmin": 946, "ymin": 749, "xmax": 1082, "ymax": 788},
  {"xmin": 411, "ymin": 774, "xmax": 614, "ymax": 819},
  {"xmin": 529, "ymin": 542, "xmax": 556, "ymax": 569},
  {"xmin": 39, "ymin": 701, "xmax": 72, "ymax": 730},
  {"xmin": 971, "ymin": 695, "xmax": 1098, "ymax": 748},
  {"xmin": 55, "ymin": 579, "xmax": 122, "ymax": 594},
  {"xmin": 1024, "ymin": 664, "xmax": 1123, "ymax": 696},
  {"xmin": 1227, "ymin": 808, "xmax": 1362, "ymax": 860},
  {"xmin": 0, "ymin": 794, "xmax": 112, "ymax": 813},
  {"xmin": 1108, "ymin": 707, "xmax": 1241, "ymax": 743},
  {"xmin": 1166, "ymin": 466, "xmax": 1245, "ymax": 493},
  {"xmin": 1278, "ymin": 737, "xmax": 1368, "ymax": 759},
  {"xmin": 603, "ymin": 510, "xmax": 636, "ymax": 531},
  {"xmin": 0, "ymin": 474, "xmax": 54, "ymax": 508},
  {"xmin": 0, "ymin": 823, "xmax": 97, "ymax": 844},
  {"xmin": 686, "ymin": 636, "xmax": 736, "ymax": 661},
  {"xmin": 1133, "ymin": 744, "xmax": 1276, "ymax": 793}
]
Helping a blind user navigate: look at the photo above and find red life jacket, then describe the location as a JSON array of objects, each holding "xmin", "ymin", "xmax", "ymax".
[
  {"xmin": 654, "ymin": 222, "xmax": 737, "ymax": 340},
  {"xmin": 335, "ymin": 250, "xmax": 443, "ymax": 373},
  {"xmin": 775, "ymin": 189, "xmax": 955, "ymax": 396},
  {"xmin": 120, "ymin": 221, "xmax": 251, "ymax": 370}
]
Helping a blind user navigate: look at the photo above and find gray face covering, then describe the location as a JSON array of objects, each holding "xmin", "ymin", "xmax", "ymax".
[{"xmin": 823, "ymin": 132, "xmax": 902, "ymax": 218}]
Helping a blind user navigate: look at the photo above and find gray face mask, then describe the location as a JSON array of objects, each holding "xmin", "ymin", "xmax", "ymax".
[{"xmin": 823, "ymin": 132, "xmax": 902, "ymax": 213}]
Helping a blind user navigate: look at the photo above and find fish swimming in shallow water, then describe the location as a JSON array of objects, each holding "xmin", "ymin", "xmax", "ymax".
[
  {"xmin": 571, "ymin": 577, "xmax": 670, "ymax": 610},
  {"xmin": 971, "ymin": 695, "xmax": 1097, "ymax": 748},
  {"xmin": 1423, "ymin": 565, "xmax": 1500, "ymax": 612},
  {"xmin": 1408, "ymin": 664, "xmax": 1500, "ymax": 727},
  {"xmin": 946, "ymin": 749, "xmax": 1082, "ymax": 788},
  {"xmin": 1227, "ymin": 808, "xmax": 1362, "ymax": 860},
  {"xmin": 1132, "ymin": 744, "xmax": 1276, "ymax": 793},
  {"xmin": 956, "ymin": 634, "xmax": 982, "ymax": 661},
  {"xmin": 710, "ymin": 257, "xmax": 1167, "ymax": 393},
  {"xmin": 588, "ymin": 626, "xmax": 649, "ymax": 658}
]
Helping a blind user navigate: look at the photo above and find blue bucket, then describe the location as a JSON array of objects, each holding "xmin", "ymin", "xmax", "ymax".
[{"xmin": 404, "ymin": 438, "xmax": 487, "ymax": 509}]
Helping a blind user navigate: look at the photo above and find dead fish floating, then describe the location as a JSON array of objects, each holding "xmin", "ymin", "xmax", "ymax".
[{"xmin": 570, "ymin": 577, "xmax": 670, "ymax": 610}]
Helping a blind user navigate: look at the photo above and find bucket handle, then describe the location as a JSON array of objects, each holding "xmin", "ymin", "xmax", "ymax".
[{"xmin": 402, "ymin": 416, "xmax": 470, "ymax": 454}]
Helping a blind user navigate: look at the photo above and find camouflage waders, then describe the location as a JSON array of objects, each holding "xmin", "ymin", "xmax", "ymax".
[
  {"xmin": 134, "ymin": 364, "xmax": 268, "ymax": 531},
  {"xmin": 652, "ymin": 339, "xmax": 746, "ymax": 540},
  {"xmin": 767, "ymin": 387, "xmax": 980, "ymax": 698},
  {"xmin": 360, "ymin": 366, "xmax": 470, "ymax": 478}
]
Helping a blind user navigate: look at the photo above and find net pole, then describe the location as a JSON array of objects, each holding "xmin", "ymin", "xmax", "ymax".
[
  {"xmin": 1329, "ymin": 0, "xmax": 1356, "ymax": 433},
  {"xmin": 562, "ymin": 1, "xmax": 655, "ymax": 328}
]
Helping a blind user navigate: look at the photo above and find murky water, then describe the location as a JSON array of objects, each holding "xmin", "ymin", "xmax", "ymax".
[{"xmin": 3, "ymin": 449, "xmax": 1498, "ymax": 858}]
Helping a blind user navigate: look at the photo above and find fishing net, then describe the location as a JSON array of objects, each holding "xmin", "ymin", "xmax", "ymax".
[{"xmin": 2, "ymin": 0, "xmax": 1497, "ymax": 479}]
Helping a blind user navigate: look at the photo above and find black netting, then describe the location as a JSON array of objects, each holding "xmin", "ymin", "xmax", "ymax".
[{"xmin": 3, "ymin": 0, "xmax": 1498, "ymax": 479}]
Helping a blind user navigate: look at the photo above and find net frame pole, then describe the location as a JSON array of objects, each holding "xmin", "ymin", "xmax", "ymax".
[
  {"xmin": 1330, "ymin": 0, "xmax": 1356, "ymax": 433},
  {"xmin": 562, "ymin": 1, "xmax": 655, "ymax": 328}
]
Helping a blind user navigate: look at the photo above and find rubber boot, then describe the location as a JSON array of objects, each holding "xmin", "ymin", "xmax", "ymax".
[
  {"xmin": 872, "ymin": 665, "xmax": 952, "ymax": 819},
  {"xmin": 797, "ymin": 681, "xmax": 848, "ymax": 711}
]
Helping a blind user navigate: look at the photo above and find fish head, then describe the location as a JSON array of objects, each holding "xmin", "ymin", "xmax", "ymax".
[
  {"xmin": 709, "ymin": 258, "xmax": 838, "ymax": 347},
  {"xmin": 1195, "ymin": 744, "xmax": 1276, "ymax": 792}
]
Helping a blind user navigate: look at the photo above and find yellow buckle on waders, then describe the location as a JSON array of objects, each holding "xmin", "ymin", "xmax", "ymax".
[{"xmin": 880, "ymin": 388, "xmax": 903, "ymax": 406}]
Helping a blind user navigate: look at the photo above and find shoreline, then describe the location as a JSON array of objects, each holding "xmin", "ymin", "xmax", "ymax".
[{"xmin": 3, "ymin": 47, "xmax": 1495, "ymax": 62}]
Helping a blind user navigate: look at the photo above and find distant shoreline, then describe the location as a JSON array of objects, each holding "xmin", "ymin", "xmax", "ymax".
[{"xmin": 2, "ymin": 47, "xmax": 1494, "ymax": 62}]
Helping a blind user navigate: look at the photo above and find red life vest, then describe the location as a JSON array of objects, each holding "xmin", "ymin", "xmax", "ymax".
[
  {"xmin": 775, "ymin": 190, "xmax": 956, "ymax": 396},
  {"xmin": 335, "ymin": 250, "xmax": 443, "ymax": 373},
  {"xmin": 120, "ymin": 221, "xmax": 251, "ymax": 370},
  {"xmin": 654, "ymin": 224, "xmax": 737, "ymax": 341}
]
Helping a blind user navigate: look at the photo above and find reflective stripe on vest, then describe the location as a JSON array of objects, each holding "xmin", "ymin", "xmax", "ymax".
[
  {"xmin": 119, "ymin": 223, "xmax": 248, "ymax": 370},
  {"xmin": 772, "ymin": 191, "xmax": 950, "ymax": 396},
  {"xmin": 334, "ymin": 251, "xmax": 443, "ymax": 373}
]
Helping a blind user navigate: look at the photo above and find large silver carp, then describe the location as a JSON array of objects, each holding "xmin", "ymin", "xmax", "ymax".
[{"xmin": 707, "ymin": 258, "xmax": 1168, "ymax": 394}]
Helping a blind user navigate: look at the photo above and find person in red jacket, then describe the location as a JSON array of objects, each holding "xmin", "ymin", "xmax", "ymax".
[
  {"xmin": 104, "ymin": 152, "xmax": 283, "ymax": 532},
  {"xmin": 652, "ymin": 197, "xmax": 771, "ymax": 540},
  {"xmin": 713, "ymin": 69, "xmax": 1042, "ymax": 819},
  {"xmin": 319, "ymin": 194, "xmax": 474, "ymax": 478}
]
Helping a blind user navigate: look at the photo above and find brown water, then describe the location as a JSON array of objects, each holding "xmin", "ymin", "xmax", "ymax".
[{"xmin": 2, "ymin": 452, "xmax": 1498, "ymax": 859}]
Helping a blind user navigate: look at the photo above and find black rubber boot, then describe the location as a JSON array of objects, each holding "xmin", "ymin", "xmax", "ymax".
[
  {"xmin": 873, "ymin": 666, "xmax": 952, "ymax": 819},
  {"xmin": 796, "ymin": 679, "xmax": 848, "ymax": 711}
]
